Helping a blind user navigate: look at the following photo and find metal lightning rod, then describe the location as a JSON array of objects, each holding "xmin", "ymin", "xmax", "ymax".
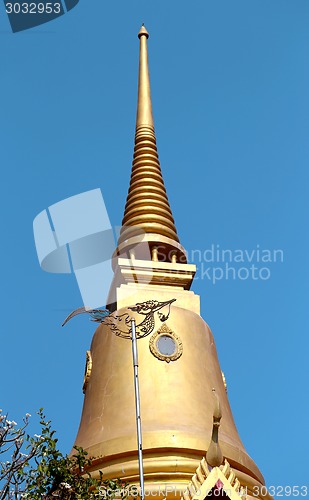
[{"xmin": 131, "ymin": 318, "xmax": 145, "ymax": 500}]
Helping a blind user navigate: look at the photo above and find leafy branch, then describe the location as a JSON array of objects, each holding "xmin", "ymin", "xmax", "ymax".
[{"xmin": 0, "ymin": 409, "xmax": 128, "ymax": 499}]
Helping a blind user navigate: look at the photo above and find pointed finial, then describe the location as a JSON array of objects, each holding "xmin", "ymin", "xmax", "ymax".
[
  {"xmin": 138, "ymin": 24, "xmax": 149, "ymax": 39},
  {"xmin": 136, "ymin": 23, "xmax": 153, "ymax": 128},
  {"xmin": 206, "ymin": 389, "xmax": 223, "ymax": 468}
]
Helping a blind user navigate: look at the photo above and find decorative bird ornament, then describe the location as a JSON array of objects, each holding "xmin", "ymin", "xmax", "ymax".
[
  {"xmin": 62, "ymin": 307, "xmax": 111, "ymax": 327},
  {"xmin": 129, "ymin": 299, "xmax": 176, "ymax": 336},
  {"xmin": 62, "ymin": 298, "xmax": 176, "ymax": 339}
]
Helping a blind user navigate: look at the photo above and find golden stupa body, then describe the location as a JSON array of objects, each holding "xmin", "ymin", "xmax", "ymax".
[{"xmin": 73, "ymin": 26, "xmax": 270, "ymax": 500}]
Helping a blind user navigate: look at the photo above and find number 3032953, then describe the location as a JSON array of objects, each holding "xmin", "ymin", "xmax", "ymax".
[{"xmin": 5, "ymin": 3, "xmax": 61, "ymax": 14}]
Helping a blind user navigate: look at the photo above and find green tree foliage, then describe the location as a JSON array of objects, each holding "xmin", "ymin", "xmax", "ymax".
[{"xmin": 0, "ymin": 409, "xmax": 129, "ymax": 499}]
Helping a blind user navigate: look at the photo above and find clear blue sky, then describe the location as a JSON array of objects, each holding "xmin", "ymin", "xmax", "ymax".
[{"xmin": 1, "ymin": 0, "xmax": 308, "ymax": 493}]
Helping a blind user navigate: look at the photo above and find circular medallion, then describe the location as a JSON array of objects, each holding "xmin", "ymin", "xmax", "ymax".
[{"xmin": 149, "ymin": 324, "xmax": 183, "ymax": 363}]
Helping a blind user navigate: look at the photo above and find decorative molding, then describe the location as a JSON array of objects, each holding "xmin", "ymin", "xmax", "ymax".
[
  {"xmin": 182, "ymin": 458, "xmax": 246, "ymax": 500},
  {"xmin": 149, "ymin": 323, "xmax": 183, "ymax": 363},
  {"xmin": 222, "ymin": 371, "xmax": 228, "ymax": 393},
  {"xmin": 82, "ymin": 350, "xmax": 92, "ymax": 393},
  {"xmin": 114, "ymin": 256, "xmax": 196, "ymax": 290}
]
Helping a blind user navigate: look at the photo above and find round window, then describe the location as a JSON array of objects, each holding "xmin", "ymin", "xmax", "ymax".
[{"xmin": 156, "ymin": 335, "xmax": 176, "ymax": 356}]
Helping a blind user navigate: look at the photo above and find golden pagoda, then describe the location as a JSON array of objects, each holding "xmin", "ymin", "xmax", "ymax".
[{"xmin": 72, "ymin": 26, "xmax": 271, "ymax": 500}]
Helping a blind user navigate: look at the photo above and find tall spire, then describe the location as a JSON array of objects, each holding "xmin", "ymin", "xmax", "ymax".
[{"xmin": 116, "ymin": 25, "xmax": 187, "ymax": 264}]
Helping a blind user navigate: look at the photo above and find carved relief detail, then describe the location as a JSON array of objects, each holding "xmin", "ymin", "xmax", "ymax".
[
  {"xmin": 82, "ymin": 350, "xmax": 92, "ymax": 393},
  {"xmin": 149, "ymin": 323, "xmax": 183, "ymax": 363}
]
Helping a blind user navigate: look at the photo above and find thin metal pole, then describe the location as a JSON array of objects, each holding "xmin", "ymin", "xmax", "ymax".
[{"xmin": 131, "ymin": 319, "xmax": 145, "ymax": 500}]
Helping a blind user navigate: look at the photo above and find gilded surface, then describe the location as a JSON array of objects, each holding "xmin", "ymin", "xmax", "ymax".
[
  {"xmin": 115, "ymin": 25, "xmax": 186, "ymax": 263},
  {"xmin": 73, "ymin": 305, "xmax": 264, "ymax": 487}
]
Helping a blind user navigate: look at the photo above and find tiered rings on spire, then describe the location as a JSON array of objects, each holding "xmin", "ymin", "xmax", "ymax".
[{"xmin": 120, "ymin": 123, "xmax": 179, "ymax": 243}]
